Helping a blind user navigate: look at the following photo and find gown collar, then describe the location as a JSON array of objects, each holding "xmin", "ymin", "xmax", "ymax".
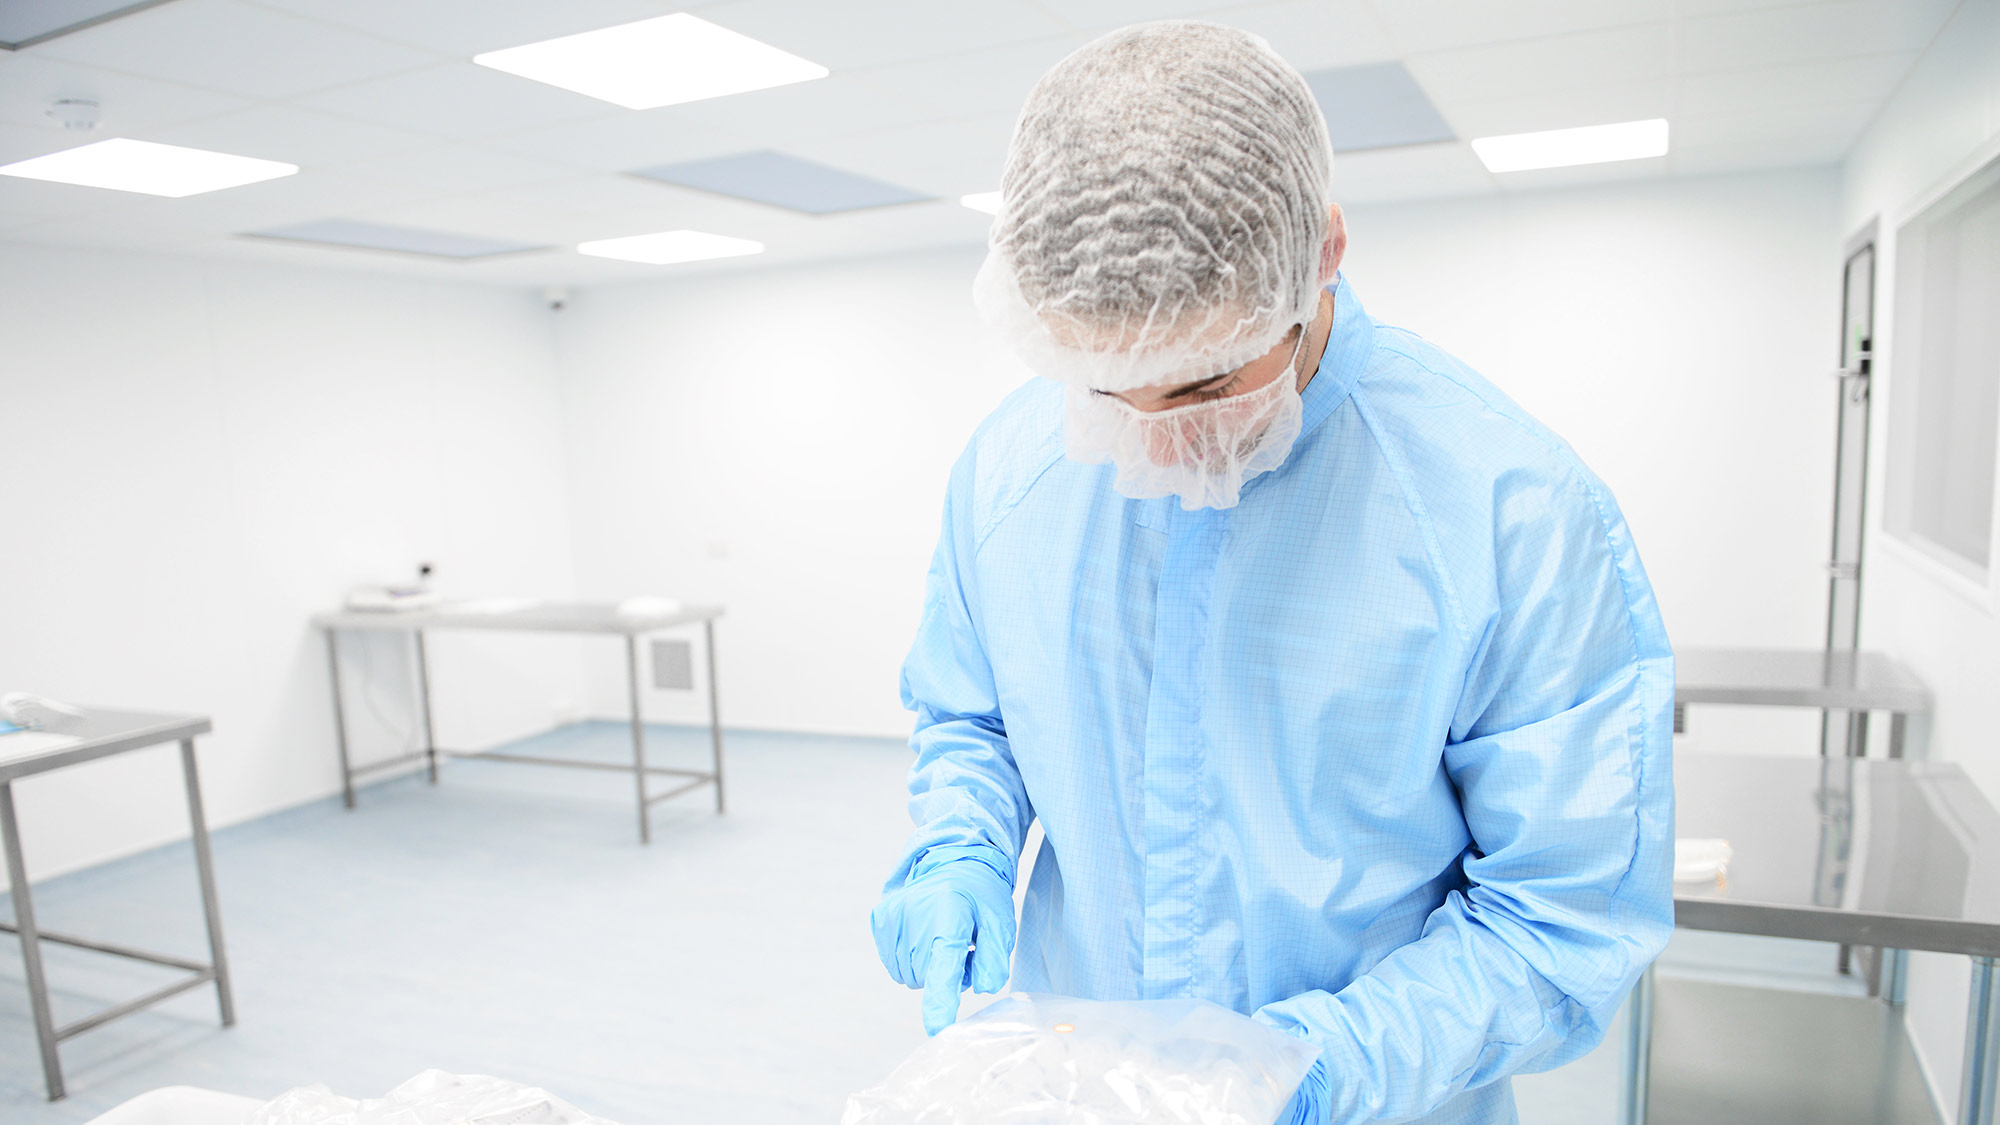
[{"xmin": 1297, "ymin": 274, "xmax": 1372, "ymax": 444}]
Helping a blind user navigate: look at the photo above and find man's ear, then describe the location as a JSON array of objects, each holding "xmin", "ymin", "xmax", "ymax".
[{"xmin": 1319, "ymin": 203, "xmax": 1347, "ymax": 284}]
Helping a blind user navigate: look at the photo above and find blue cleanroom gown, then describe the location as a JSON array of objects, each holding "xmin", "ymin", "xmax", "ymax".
[{"xmin": 891, "ymin": 276, "xmax": 1675, "ymax": 1124}]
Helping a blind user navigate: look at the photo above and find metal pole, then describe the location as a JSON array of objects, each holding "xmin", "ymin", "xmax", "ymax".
[
  {"xmin": 1, "ymin": 782, "xmax": 66, "ymax": 1100},
  {"xmin": 1619, "ymin": 965, "xmax": 1655, "ymax": 1125},
  {"xmin": 179, "ymin": 739, "xmax": 236, "ymax": 1027},
  {"xmin": 1962, "ymin": 956, "xmax": 2000, "ymax": 1125},
  {"xmin": 413, "ymin": 629, "xmax": 438, "ymax": 784},
  {"xmin": 324, "ymin": 629, "xmax": 356, "ymax": 809},
  {"xmin": 627, "ymin": 634, "xmax": 650, "ymax": 844},
  {"xmin": 705, "ymin": 618, "xmax": 727, "ymax": 814},
  {"xmin": 1884, "ymin": 948, "xmax": 1909, "ymax": 1006}
]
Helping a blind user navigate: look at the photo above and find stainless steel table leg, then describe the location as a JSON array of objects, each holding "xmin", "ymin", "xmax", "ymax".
[
  {"xmin": 1884, "ymin": 947, "xmax": 1909, "ymax": 1006},
  {"xmin": 1963, "ymin": 956, "xmax": 2000, "ymax": 1124},
  {"xmin": 1960, "ymin": 948, "xmax": 1992, "ymax": 1112},
  {"xmin": 626, "ymin": 634, "xmax": 650, "ymax": 844},
  {"xmin": 1, "ymin": 781, "xmax": 66, "ymax": 1100},
  {"xmin": 1619, "ymin": 965, "xmax": 1655, "ymax": 1125},
  {"xmin": 1890, "ymin": 711, "xmax": 1908, "ymax": 759},
  {"xmin": 705, "ymin": 618, "xmax": 726, "ymax": 814},
  {"xmin": 179, "ymin": 739, "xmax": 235, "ymax": 1027},
  {"xmin": 413, "ymin": 629, "xmax": 438, "ymax": 784},
  {"xmin": 324, "ymin": 629, "xmax": 356, "ymax": 809}
]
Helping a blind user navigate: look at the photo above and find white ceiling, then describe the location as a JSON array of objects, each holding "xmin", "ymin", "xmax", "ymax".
[{"xmin": 0, "ymin": 0, "xmax": 1963, "ymax": 286}]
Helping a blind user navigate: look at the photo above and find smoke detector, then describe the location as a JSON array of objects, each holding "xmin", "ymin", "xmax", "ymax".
[{"xmin": 48, "ymin": 99, "xmax": 101, "ymax": 132}]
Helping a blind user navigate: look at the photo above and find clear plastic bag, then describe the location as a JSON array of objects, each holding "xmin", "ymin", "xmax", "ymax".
[
  {"xmin": 842, "ymin": 994, "xmax": 1319, "ymax": 1125},
  {"xmin": 248, "ymin": 1070, "xmax": 621, "ymax": 1125}
]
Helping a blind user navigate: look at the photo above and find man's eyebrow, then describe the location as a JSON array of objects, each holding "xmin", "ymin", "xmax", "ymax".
[{"xmin": 1161, "ymin": 372, "xmax": 1233, "ymax": 400}]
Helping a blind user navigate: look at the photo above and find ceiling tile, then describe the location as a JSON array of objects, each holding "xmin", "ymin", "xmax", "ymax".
[
  {"xmin": 244, "ymin": 218, "xmax": 548, "ymax": 259},
  {"xmin": 1329, "ymin": 141, "xmax": 1495, "ymax": 203},
  {"xmin": 338, "ymin": 144, "xmax": 576, "ymax": 196},
  {"xmin": 352, "ymin": 191, "xmax": 605, "ymax": 246},
  {"xmin": 1033, "ymin": 0, "xmax": 1273, "ymax": 31},
  {"xmin": 1306, "ymin": 62, "xmax": 1456, "ymax": 151},
  {"xmin": 299, "ymin": 63, "xmax": 616, "ymax": 143},
  {"xmin": 701, "ymin": 0, "xmax": 1069, "ymax": 71},
  {"xmin": 1219, "ymin": 1, "xmax": 1401, "ymax": 73},
  {"xmin": 1671, "ymin": 98, "xmax": 1882, "ymax": 153},
  {"xmin": 483, "ymin": 112, "xmax": 742, "ymax": 173},
  {"xmin": 144, "ymin": 104, "xmax": 436, "ymax": 168},
  {"xmin": 1407, "ymin": 23, "xmax": 1675, "ymax": 103},
  {"xmin": 848, "ymin": 37, "xmax": 1090, "ymax": 122},
  {"xmin": 1677, "ymin": 52, "xmax": 1919, "ymax": 117},
  {"xmin": 1669, "ymin": 132, "xmax": 1852, "ymax": 176},
  {"xmin": 645, "ymin": 74, "xmax": 949, "ymax": 150},
  {"xmin": 0, "ymin": 54, "xmax": 248, "ymax": 134},
  {"xmin": 1431, "ymin": 80, "xmax": 1672, "ymax": 139},
  {"xmin": 632, "ymin": 150, "xmax": 933, "ymax": 213},
  {"xmin": 488, "ymin": 173, "xmax": 700, "ymax": 216},
  {"xmin": 1367, "ymin": 0, "xmax": 1675, "ymax": 54},
  {"xmin": 250, "ymin": 0, "xmax": 692, "ymax": 57},
  {"xmin": 1679, "ymin": 0, "xmax": 1962, "ymax": 73},
  {"xmin": 31, "ymin": 0, "xmax": 442, "ymax": 100},
  {"xmin": 784, "ymin": 113, "xmax": 1019, "ymax": 197}
]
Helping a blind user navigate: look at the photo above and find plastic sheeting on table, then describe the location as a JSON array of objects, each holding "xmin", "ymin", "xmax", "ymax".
[
  {"xmin": 843, "ymin": 994, "xmax": 1318, "ymax": 1125},
  {"xmin": 248, "ymin": 1070, "xmax": 620, "ymax": 1125}
]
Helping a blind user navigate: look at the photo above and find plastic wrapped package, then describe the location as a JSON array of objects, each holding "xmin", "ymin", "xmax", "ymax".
[
  {"xmin": 248, "ymin": 1070, "xmax": 621, "ymax": 1125},
  {"xmin": 843, "ymin": 994, "xmax": 1319, "ymax": 1125}
]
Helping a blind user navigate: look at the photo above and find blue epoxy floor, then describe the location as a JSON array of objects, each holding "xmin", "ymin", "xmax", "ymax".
[{"xmin": 0, "ymin": 722, "xmax": 1880, "ymax": 1124}]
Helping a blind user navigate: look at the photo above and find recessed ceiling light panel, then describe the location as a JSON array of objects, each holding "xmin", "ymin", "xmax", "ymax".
[
  {"xmin": 474, "ymin": 14, "xmax": 829, "ymax": 110},
  {"xmin": 577, "ymin": 230, "xmax": 764, "ymax": 265},
  {"xmin": 960, "ymin": 191, "xmax": 1002, "ymax": 215},
  {"xmin": 632, "ymin": 151, "xmax": 931, "ymax": 214},
  {"xmin": 244, "ymin": 219, "xmax": 546, "ymax": 260},
  {"xmin": 1471, "ymin": 119, "xmax": 1670, "ymax": 173},
  {"xmin": 0, "ymin": 137, "xmax": 297, "ymax": 197}
]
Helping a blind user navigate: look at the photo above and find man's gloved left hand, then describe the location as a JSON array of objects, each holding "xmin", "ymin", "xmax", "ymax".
[
  {"xmin": 870, "ymin": 849, "xmax": 1017, "ymax": 1035},
  {"xmin": 1277, "ymin": 1055, "xmax": 1329, "ymax": 1125}
]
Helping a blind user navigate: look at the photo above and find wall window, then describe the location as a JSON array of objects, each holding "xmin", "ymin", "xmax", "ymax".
[{"xmin": 1887, "ymin": 153, "xmax": 2000, "ymax": 587}]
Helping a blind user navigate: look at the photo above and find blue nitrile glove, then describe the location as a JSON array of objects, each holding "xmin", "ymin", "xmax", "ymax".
[
  {"xmin": 1278, "ymin": 1055, "xmax": 1329, "ymax": 1125},
  {"xmin": 870, "ymin": 848, "xmax": 1017, "ymax": 1035}
]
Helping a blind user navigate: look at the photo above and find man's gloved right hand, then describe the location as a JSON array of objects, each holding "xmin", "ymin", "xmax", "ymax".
[{"xmin": 870, "ymin": 849, "xmax": 1017, "ymax": 1036}]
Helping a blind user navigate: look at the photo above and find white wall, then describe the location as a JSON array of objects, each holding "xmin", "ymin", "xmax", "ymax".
[
  {"xmin": 557, "ymin": 166, "xmax": 1843, "ymax": 757},
  {"xmin": 1345, "ymin": 168, "xmax": 1844, "ymax": 757},
  {"xmin": 1836, "ymin": 0, "xmax": 2000, "ymax": 1107},
  {"xmin": 554, "ymin": 249, "xmax": 1029, "ymax": 735},
  {"xmin": 0, "ymin": 244, "xmax": 583, "ymax": 889}
]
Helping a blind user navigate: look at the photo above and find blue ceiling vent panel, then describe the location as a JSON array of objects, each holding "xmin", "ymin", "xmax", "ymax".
[
  {"xmin": 242, "ymin": 219, "xmax": 547, "ymax": 260},
  {"xmin": 1303, "ymin": 61, "xmax": 1457, "ymax": 153},
  {"xmin": 630, "ymin": 150, "xmax": 934, "ymax": 215}
]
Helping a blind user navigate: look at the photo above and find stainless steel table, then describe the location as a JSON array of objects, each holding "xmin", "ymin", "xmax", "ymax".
[
  {"xmin": 312, "ymin": 601, "xmax": 725, "ymax": 844},
  {"xmin": 1675, "ymin": 647, "xmax": 1933, "ymax": 756},
  {"xmin": 0, "ymin": 709, "xmax": 235, "ymax": 1101},
  {"xmin": 1623, "ymin": 754, "xmax": 2000, "ymax": 1124}
]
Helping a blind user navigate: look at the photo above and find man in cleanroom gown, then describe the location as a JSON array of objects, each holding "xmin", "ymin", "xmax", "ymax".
[{"xmin": 869, "ymin": 20, "xmax": 1674, "ymax": 1125}]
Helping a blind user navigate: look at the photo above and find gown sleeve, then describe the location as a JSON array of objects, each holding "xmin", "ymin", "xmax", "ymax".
[
  {"xmin": 887, "ymin": 448, "xmax": 1035, "ymax": 889},
  {"xmin": 1256, "ymin": 458, "xmax": 1676, "ymax": 1122}
]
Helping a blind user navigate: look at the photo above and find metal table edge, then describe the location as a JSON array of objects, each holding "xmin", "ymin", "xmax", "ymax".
[
  {"xmin": 1674, "ymin": 897, "xmax": 2000, "ymax": 958},
  {"xmin": 0, "ymin": 713, "xmax": 212, "ymax": 783}
]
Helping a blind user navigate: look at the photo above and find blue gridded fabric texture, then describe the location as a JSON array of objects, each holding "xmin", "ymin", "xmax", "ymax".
[{"xmin": 892, "ymin": 276, "xmax": 1675, "ymax": 1125}]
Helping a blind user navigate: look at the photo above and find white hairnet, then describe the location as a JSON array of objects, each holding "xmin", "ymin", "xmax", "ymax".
[{"xmin": 974, "ymin": 21, "xmax": 1334, "ymax": 393}]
